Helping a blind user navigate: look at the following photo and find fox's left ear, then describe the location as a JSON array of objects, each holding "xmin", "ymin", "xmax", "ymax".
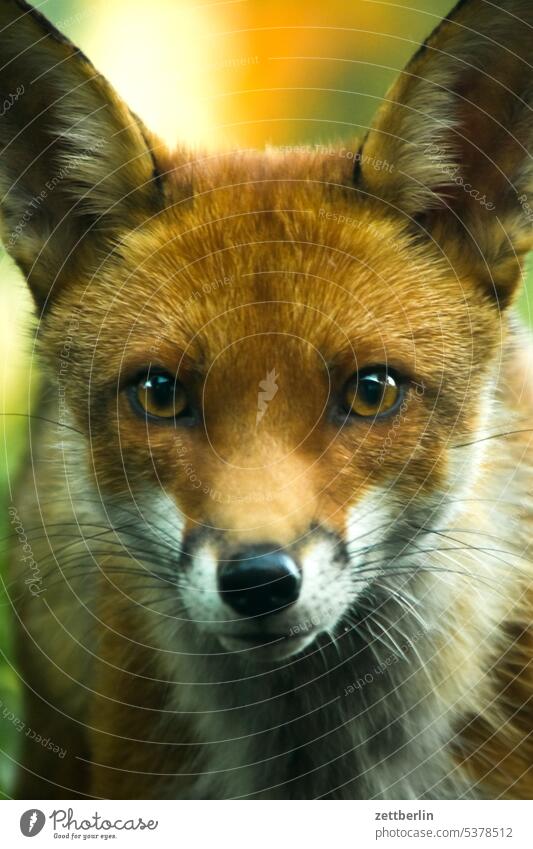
[{"xmin": 355, "ymin": 0, "xmax": 533, "ymax": 306}]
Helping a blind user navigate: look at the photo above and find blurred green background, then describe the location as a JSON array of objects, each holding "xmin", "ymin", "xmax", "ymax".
[{"xmin": 1, "ymin": 0, "xmax": 532, "ymax": 798}]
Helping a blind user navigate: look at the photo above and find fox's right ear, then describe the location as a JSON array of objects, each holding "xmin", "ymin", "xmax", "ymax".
[
  {"xmin": 0, "ymin": 0, "xmax": 163, "ymax": 312},
  {"xmin": 355, "ymin": 0, "xmax": 533, "ymax": 307}
]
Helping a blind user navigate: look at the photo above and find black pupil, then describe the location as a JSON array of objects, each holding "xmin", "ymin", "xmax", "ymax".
[
  {"xmin": 360, "ymin": 373, "xmax": 386, "ymax": 406},
  {"xmin": 146, "ymin": 374, "xmax": 174, "ymax": 408}
]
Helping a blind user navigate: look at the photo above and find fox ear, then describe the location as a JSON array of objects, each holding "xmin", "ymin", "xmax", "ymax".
[
  {"xmin": 355, "ymin": 0, "xmax": 533, "ymax": 306},
  {"xmin": 0, "ymin": 0, "xmax": 163, "ymax": 311}
]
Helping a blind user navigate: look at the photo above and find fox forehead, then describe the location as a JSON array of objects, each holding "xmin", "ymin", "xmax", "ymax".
[{"xmin": 55, "ymin": 146, "xmax": 493, "ymax": 382}]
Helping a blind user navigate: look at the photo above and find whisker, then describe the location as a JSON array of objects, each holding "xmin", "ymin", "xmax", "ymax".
[
  {"xmin": 452, "ymin": 427, "xmax": 533, "ymax": 449},
  {"xmin": 0, "ymin": 412, "xmax": 84, "ymax": 436}
]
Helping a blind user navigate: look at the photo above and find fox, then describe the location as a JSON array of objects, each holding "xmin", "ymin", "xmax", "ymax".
[{"xmin": 3, "ymin": 0, "xmax": 533, "ymax": 800}]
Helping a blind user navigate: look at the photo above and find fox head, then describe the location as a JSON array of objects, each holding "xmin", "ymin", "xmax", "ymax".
[{"xmin": 3, "ymin": 0, "xmax": 533, "ymax": 664}]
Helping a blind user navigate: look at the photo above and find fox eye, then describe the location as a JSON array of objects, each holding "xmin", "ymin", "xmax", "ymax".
[
  {"xmin": 130, "ymin": 371, "xmax": 189, "ymax": 421},
  {"xmin": 342, "ymin": 367, "xmax": 402, "ymax": 418}
]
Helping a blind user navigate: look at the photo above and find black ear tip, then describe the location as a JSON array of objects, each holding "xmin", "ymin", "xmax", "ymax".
[{"xmin": 9, "ymin": 0, "xmax": 89, "ymax": 61}]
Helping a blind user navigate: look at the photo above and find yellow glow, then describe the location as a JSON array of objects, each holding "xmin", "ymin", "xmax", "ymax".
[
  {"xmin": 85, "ymin": 0, "xmax": 221, "ymax": 148},
  {"xmin": 0, "ymin": 258, "xmax": 33, "ymax": 418}
]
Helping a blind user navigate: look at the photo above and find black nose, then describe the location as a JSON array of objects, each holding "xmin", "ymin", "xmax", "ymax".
[{"xmin": 218, "ymin": 545, "xmax": 302, "ymax": 618}]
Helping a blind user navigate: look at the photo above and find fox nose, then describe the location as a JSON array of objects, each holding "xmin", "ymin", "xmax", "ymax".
[{"xmin": 218, "ymin": 545, "xmax": 301, "ymax": 618}]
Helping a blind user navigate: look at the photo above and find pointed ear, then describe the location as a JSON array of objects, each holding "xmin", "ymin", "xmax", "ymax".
[
  {"xmin": 354, "ymin": 0, "xmax": 533, "ymax": 306},
  {"xmin": 0, "ymin": 0, "xmax": 163, "ymax": 312}
]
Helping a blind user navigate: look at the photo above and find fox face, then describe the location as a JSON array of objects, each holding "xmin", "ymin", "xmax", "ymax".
[
  {"xmin": 19, "ymin": 149, "xmax": 516, "ymax": 669},
  {"xmin": 3, "ymin": 0, "xmax": 533, "ymax": 675},
  {"xmin": 34, "ymin": 150, "xmax": 505, "ymax": 664}
]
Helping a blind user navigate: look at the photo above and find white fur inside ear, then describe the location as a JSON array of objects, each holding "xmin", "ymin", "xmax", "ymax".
[{"xmin": 52, "ymin": 76, "xmax": 157, "ymax": 220}]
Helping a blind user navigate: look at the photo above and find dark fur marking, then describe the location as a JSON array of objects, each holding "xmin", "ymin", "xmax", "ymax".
[
  {"xmin": 135, "ymin": 118, "xmax": 166, "ymax": 203},
  {"xmin": 352, "ymin": 139, "xmax": 366, "ymax": 188}
]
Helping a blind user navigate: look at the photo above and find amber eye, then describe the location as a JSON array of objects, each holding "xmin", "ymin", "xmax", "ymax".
[
  {"xmin": 342, "ymin": 367, "xmax": 402, "ymax": 418},
  {"xmin": 131, "ymin": 371, "xmax": 189, "ymax": 421}
]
